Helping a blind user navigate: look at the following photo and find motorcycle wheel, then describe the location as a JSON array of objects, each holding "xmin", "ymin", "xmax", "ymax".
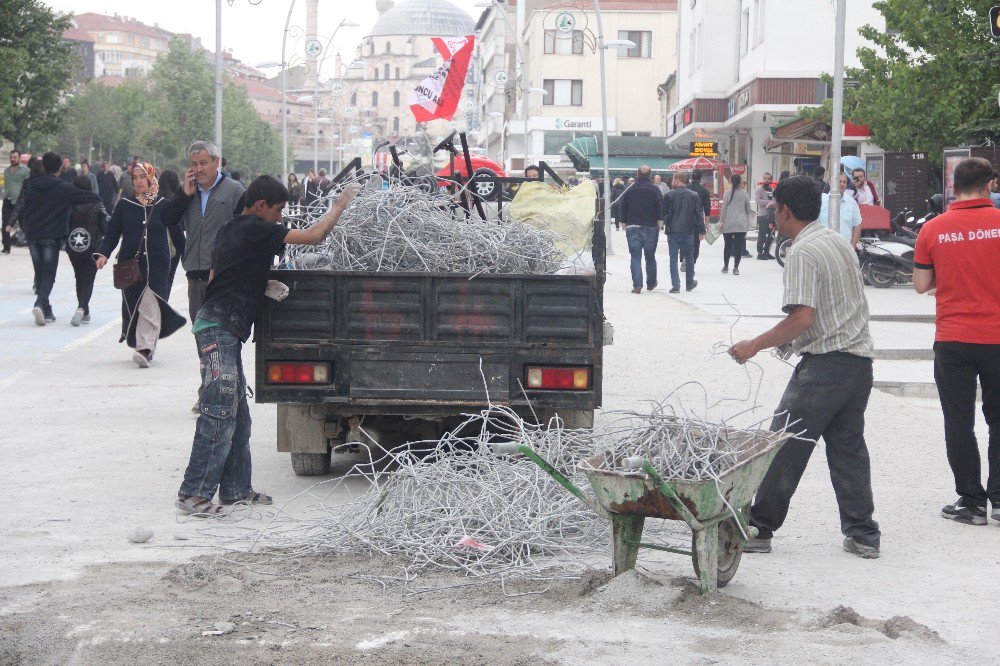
[
  {"xmin": 775, "ymin": 237, "xmax": 792, "ymax": 268},
  {"xmin": 864, "ymin": 259, "xmax": 896, "ymax": 288}
]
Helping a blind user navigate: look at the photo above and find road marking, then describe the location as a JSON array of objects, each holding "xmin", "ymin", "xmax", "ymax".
[{"xmin": 60, "ymin": 319, "xmax": 120, "ymax": 354}]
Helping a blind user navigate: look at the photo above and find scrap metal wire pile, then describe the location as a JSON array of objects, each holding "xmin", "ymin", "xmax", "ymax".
[
  {"xmin": 230, "ymin": 406, "xmax": 613, "ymax": 593},
  {"xmin": 595, "ymin": 402, "xmax": 792, "ymax": 481},
  {"xmin": 283, "ymin": 180, "xmax": 566, "ymax": 274}
]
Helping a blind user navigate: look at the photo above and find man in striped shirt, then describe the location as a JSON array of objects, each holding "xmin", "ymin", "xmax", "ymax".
[{"xmin": 729, "ymin": 175, "xmax": 881, "ymax": 559}]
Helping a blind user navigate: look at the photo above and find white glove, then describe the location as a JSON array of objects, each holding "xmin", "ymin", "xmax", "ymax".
[{"xmin": 265, "ymin": 280, "xmax": 289, "ymax": 301}]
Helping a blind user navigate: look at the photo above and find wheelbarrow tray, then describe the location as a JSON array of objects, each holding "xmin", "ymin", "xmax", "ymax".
[{"xmin": 579, "ymin": 430, "xmax": 788, "ymax": 523}]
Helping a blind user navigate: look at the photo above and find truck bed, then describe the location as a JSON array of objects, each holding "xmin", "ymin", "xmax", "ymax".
[{"xmin": 254, "ymin": 269, "xmax": 603, "ymax": 416}]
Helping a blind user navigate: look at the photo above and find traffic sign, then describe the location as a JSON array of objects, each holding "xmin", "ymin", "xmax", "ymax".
[{"xmin": 991, "ymin": 6, "xmax": 1000, "ymax": 37}]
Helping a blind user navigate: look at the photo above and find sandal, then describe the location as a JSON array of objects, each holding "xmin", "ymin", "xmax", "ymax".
[
  {"xmin": 221, "ymin": 491, "xmax": 273, "ymax": 506},
  {"xmin": 175, "ymin": 495, "xmax": 227, "ymax": 516}
]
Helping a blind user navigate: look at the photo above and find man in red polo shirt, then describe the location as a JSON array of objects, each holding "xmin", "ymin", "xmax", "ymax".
[{"xmin": 914, "ymin": 157, "xmax": 1000, "ymax": 526}]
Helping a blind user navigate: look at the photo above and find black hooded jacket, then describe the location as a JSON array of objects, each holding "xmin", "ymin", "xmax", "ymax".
[{"xmin": 16, "ymin": 173, "xmax": 101, "ymax": 242}]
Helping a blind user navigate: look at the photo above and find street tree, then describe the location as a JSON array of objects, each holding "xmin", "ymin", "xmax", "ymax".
[
  {"xmin": 0, "ymin": 0, "xmax": 77, "ymax": 147},
  {"xmin": 849, "ymin": 0, "xmax": 1000, "ymax": 165}
]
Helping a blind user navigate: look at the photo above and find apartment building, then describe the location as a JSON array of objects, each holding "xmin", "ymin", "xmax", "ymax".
[{"xmin": 665, "ymin": 0, "xmax": 884, "ymax": 179}]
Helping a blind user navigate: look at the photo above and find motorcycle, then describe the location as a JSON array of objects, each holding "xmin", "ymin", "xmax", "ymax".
[{"xmin": 858, "ymin": 235, "xmax": 914, "ymax": 288}]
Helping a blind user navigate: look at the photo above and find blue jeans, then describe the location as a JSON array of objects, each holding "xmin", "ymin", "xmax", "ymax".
[
  {"xmin": 178, "ymin": 328, "xmax": 253, "ymax": 502},
  {"xmin": 667, "ymin": 233, "xmax": 695, "ymax": 289},
  {"xmin": 28, "ymin": 238, "xmax": 62, "ymax": 313},
  {"xmin": 625, "ymin": 226, "xmax": 658, "ymax": 289}
]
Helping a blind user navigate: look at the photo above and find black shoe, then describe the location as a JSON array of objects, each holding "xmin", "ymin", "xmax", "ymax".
[
  {"xmin": 756, "ymin": 254, "xmax": 768, "ymax": 260},
  {"xmin": 942, "ymin": 498, "xmax": 987, "ymax": 525},
  {"xmin": 764, "ymin": 253, "xmax": 775, "ymax": 260},
  {"xmin": 44, "ymin": 311, "xmax": 56, "ymax": 323},
  {"xmin": 843, "ymin": 537, "xmax": 880, "ymax": 559},
  {"xmin": 668, "ymin": 287, "xmax": 680, "ymax": 294},
  {"xmin": 742, "ymin": 251, "xmax": 752, "ymax": 258},
  {"xmin": 686, "ymin": 280, "xmax": 698, "ymax": 292},
  {"xmin": 743, "ymin": 536, "xmax": 772, "ymax": 553}
]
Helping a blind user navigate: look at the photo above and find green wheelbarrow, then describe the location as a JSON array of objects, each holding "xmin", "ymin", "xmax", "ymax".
[{"xmin": 494, "ymin": 430, "xmax": 788, "ymax": 594}]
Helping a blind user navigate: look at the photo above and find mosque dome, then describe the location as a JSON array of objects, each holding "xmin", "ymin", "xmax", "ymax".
[{"xmin": 370, "ymin": 0, "xmax": 476, "ymax": 37}]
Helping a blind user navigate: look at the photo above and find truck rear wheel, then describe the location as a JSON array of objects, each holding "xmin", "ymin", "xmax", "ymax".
[{"xmin": 290, "ymin": 451, "xmax": 331, "ymax": 476}]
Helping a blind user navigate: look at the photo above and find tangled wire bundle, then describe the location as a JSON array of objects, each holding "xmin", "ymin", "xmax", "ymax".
[{"xmin": 284, "ymin": 183, "xmax": 567, "ymax": 274}]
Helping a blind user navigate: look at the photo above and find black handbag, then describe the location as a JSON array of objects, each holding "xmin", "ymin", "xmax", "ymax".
[{"xmin": 112, "ymin": 207, "xmax": 148, "ymax": 289}]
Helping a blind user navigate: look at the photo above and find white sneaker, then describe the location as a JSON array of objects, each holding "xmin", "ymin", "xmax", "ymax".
[
  {"xmin": 32, "ymin": 307, "xmax": 45, "ymax": 326},
  {"xmin": 71, "ymin": 307, "xmax": 85, "ymax": 326}
]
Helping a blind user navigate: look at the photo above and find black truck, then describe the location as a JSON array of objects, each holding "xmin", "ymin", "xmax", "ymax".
[{"xmin": 255, "ymin": 237, "xmax": 607, "ymax": 476}]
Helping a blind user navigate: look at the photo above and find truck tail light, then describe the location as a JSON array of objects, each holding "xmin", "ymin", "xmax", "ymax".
[
  {"xmin": 525, "ymin": 366, "xmax": 590, "ymax": 391},
  {"xmin": 266, "ymin": 362, "xmax": 331, "ymax": 384}
]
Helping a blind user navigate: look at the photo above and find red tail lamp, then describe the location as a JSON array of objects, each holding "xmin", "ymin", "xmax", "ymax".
[
  {"xmin": 525, "ymin": 366, "xmax": 590, "ymax": 391},
  {"xmin": 266, "ymin": 362, "xmax": 331, "ymax": 384}
]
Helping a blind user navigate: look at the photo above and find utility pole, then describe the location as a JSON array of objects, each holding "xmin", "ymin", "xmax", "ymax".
[
  {"xmin": 215, "ymin": 0, "xmax": 224, "ymax": 153},
  {"xmin": 828, "ymin": 0, "xmax": 846, "ymax": 231}
]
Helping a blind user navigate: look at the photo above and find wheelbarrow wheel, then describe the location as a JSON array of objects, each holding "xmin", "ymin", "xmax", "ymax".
[{"xmin": 691, "ymin": 518, "xmax": 743, "ymax": 588}]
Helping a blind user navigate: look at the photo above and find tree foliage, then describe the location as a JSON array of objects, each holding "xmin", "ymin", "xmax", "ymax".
[
  {"xmin": 0, "ymin": 0, "xmax": 77, "ymax": 146},
  {"xmin": 848, "ymin": 0, "xmax": 1000, "ymax": 165},
  {"xmin": 52, "ymin": 38, "xmax": 283, "ymax": 176}
]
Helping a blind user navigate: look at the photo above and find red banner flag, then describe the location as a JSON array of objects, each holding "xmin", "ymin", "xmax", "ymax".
[{"xmin": 409, "ymin": 35, "xmax": 475, "ymax": 123}]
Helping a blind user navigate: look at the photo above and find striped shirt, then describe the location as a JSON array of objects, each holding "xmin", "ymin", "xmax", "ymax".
[{"xmin": 783, "ymin": 222, "xmax": 873, "ymax": 358}]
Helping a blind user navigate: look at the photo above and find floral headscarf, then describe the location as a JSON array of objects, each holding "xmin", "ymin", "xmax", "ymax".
[{"xmin": 132, "ymin": 162, "xmax": 159, "ymax": 206}]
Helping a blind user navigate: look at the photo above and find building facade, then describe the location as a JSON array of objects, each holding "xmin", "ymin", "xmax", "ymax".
[
  {"xmin": 476, "ymin": 0, "xmax": 678, "ymax": 174},
  {"xmin": 70, "ymin": 13, "xmax": 172, "ymax": 78},
  {"xmin": 665, "ymin": 0, "xmax": 884, "ymax": 180}
]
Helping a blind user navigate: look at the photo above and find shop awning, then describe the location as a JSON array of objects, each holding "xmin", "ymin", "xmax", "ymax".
[{"xmin": 564, "ymin": 136, "xmax": 686, "ymax": 175}]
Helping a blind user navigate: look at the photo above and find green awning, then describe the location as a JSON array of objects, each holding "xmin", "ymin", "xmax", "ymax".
[
  {"xmin": 588, "ymin": 155, "xmax": 678, "ymax": 175},
  {"xmin": 564, "ymin": 136, "xmax": 684, "ymax": 175}
]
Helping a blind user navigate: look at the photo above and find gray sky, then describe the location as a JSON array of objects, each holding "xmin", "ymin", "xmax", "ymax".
[{"xmin": 44, "ymin": 0, "xmax": 484, "ymax": 77}]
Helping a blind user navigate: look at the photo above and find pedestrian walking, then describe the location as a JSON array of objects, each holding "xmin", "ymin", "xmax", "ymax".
[
  {"xmin": 754, "ymin": 172, "xmax": 776, "ymax": 259},
  {"xmin": 687, "ymin": 169, "xmax": 712, "ymax": 268},
  {"xmin": 2, "ymin": 149, "xmax": 29, "ymax": 254},
  {"xmin": 65, "ymin": 176, "xmax": 108, "ymax": 326},
  {"xmin": 620, "ymin": 166, "xmax": 663, "ymax": 294},
  {"xmin": 175, "ymin": 176, "xmax": 360, "ymax": 516},
  {"xmin": 287, "ymin": 173, "xmax": 301, "ymax": 214},
  {"xmin": 654, "ymin": 174, "xmax": 668, "ymax": 195},
  {"xmin": 96, "ymin": 161, "xmax": 119, "ymax": 213},
  {"xmin": 813, "ymin": 165, "xmax": 831, "ymax": 194},
  {"xmin": 119, "ymin": 159, "xmax": 136, "ymax": 201},
  {"xmin": 17, "ymin": 152, "xmax": 101, "ymax": 325},
  {"xmin": 59, "ymin": 156, "xmax": 77, "ymax": 183},
  {"xmin": 663, "ymin": 171, "xmax": 705, "ymax": 293},
  {"xmin": 913, "ymin": 157, "xmax": 1000, "ymax": 526},
  {"xmin": 79, "ymin": 160, "xmax": 99, "ymax": 193},
  {"xmin": 610, "ymin": 178, "xmax": 626, "ymax": 230},
  {"xmin": 301, "ymin": 168, "xmax": 318, "ymax": 209},
  {"xmin": 729, "ymin": 175, "xmax": 880, "ymax": 559},
  {"xmin": 719, "ymin": 174, "xmax": 753, "ymax": 275},
  {"xmin": 94, "ymin": 162, "xmax": 187, "ymax": 368},
  {"xmin": 162, "ymin": 141, "xmax": 246, "ymax": 409}
]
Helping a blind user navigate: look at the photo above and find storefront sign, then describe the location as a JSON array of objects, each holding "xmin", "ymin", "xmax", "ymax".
[
  {"xmin": 690, "ymin": 141, "xmax": 719, "ymax": 158},
  {"xmin": 531, "ymin": 116, "xmax": 615, "ymax": 131},
  {"xmin": 726, "ymin": 86, "xmax": 751, "ymax": 119}
]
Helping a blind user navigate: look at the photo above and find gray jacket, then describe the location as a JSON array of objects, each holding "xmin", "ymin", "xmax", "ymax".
[
  {"xmin": 162, "ymin": 173, "xmax": 245, "ymax": 275},
  {"xmin": 719, "ymin": 188, "xmax": 754, "ymax": 233}
]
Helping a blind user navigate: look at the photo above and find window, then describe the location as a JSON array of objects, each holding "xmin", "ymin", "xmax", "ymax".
[
  {"xmin": 127, "ymin": 35, "xmax": 135, "ymax": 46},
  {"xmin": 141, "ymin": 37, "xmax": 150, "ymax": 49},
  {"xmin": 351, "ymin": 92, "xmax": 357, "ymax": 105},
  {"xmin": 395, "ymin": 67, "xmax": 400, "ymax": 79},
  {"xmin": 105, "ymin": 33, "xmax": 121, "ymax": 44},
  {"xmin": 386, "ymin": 41, "xmax": 391, "ymax": 54},
  {"xmin": 392, "ymin": 117, "xmax": 400, "ymax": 134},
  {"xmin": 542, "ymin": 79, "xmax": 582, "ymax": 106},
  {"xmin": 384, "ymin": 63, "xmax": 390, "ymax": 79},
  {"xmin": 103, "ymin": 50, "xmax": 123, "ymax": 64},
  {"xmin": 393, "ymin": 91, "xmax": 400, "ymax": 106},
  {"xmin": 753, "ymin": 0, "xmax": 766, "ymax": 44},
  {"xmin": 740, "ymin": 9, "xmax": 750, "ymax": 55},
  {"xmin": 616, "ymin": 31, "xmax": 651, "ymax": 58},
  {"xmin": 374, "ymin": 69, "xmax": 379, "ymax": 80},
  {"xmin": 372, "ymin": 92, "xmax": 378, "ymax": 107},
  {"xmin": 543, "ymin": 29, "xmax": 584, "ymax": 55}
]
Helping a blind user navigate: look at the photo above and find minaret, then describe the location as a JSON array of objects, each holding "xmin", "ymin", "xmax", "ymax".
[{"xmin": 305, "ymin": 0, "xmax": 319, "ymax": 91}]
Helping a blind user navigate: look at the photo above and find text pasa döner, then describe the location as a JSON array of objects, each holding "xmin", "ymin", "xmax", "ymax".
[{"xmin": 938, "ymin": 228, "xmax": 1000, "ymax": 243}]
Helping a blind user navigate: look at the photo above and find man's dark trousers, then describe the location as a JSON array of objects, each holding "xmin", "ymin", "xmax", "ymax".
[
  {"xmin": 2, "ymin": 199, "xmax": 13, "ymax": 251},
  {"xmin": 750, "ymin": 352, "xmax": 881, "ymax": 548},
  {"xmin": 933, "ymin": 342, "xmax": 1000, "ymax": 508},
  {"xmin": 625, "ymin": 226, "xmax": 658, "ymax": 289},
  {"xmin": 756, "ymin": 216, "xmax": 773, "ymax": 256},
  {"xmin": 666, "ymin": 232, "xmax": 695, "ymax": 289},
  {"xmin": 187, "ymin": 277, "xmax": 210, "ymax": 322},
  {"xmin": 28, "ymin": 239, "xmax": 62, "ymax": 315}
]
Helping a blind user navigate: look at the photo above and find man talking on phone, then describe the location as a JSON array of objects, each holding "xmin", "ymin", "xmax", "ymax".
[{"xmin": 163, "ymin": 140, "xmax": 246, "ymax": 411}]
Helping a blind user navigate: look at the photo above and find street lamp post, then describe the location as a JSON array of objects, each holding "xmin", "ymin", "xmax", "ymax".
[
  {"xmin": 215, "ymin": 0, "xmax": 223, "ymax": 152},
  {"xmin": 828, "ymin": 0, "xmax": 847, "ymax": 231}
]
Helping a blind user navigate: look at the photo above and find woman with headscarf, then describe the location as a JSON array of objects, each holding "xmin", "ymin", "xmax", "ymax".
[{"xmin": 94, "ymin": 162, "xmax": 187, "ymax": 368}]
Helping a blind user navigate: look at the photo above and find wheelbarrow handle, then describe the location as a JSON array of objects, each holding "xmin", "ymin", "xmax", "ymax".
[{"xmin": 494, "ymin": 443, "xmax": 608, "ymax": 517}]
